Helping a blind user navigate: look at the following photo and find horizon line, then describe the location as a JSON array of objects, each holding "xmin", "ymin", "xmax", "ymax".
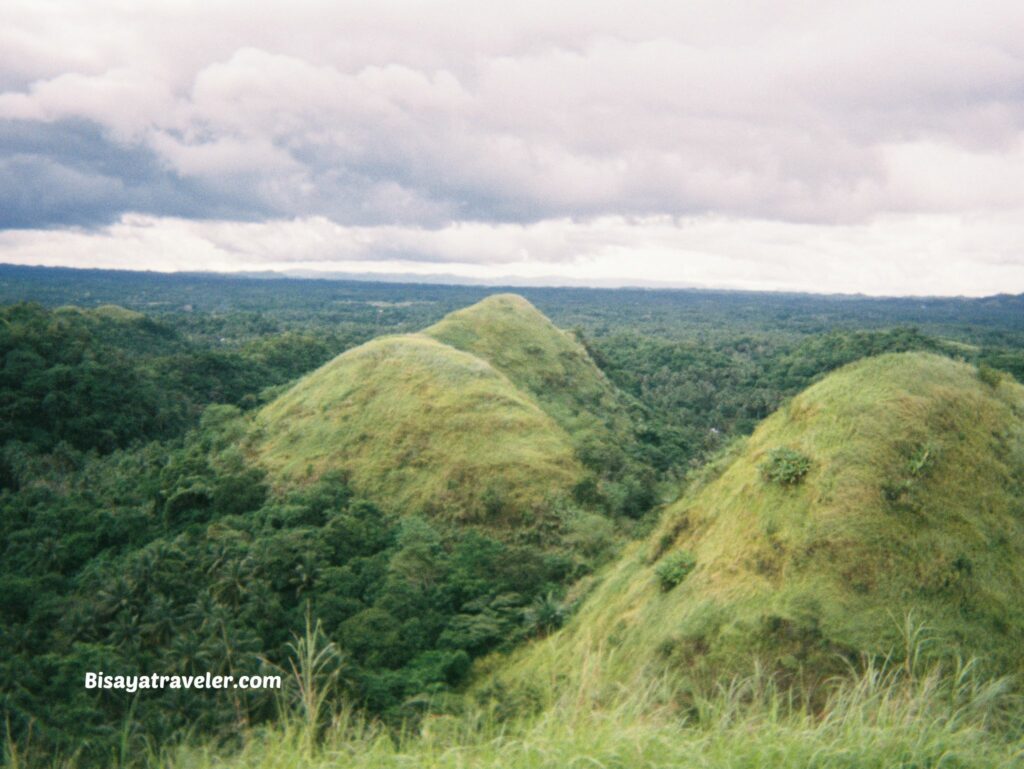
[{"xmin": 3, "ymin": 261, "xmax": 1020, "ymax": 302}]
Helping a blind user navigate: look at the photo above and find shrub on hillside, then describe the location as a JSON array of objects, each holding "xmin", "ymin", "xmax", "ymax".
[
  {"xmin": 760, "ymin": 447, "xmax": 812, "ymax": 485},
  {"xmin": 523, "ymin": 591, "xmax": 567, "ymax": 636},
  {"xmin": 655, "ymin": 550, "xmax": 697, "ymax": 591},
  {"xmin": 977, "ymin": 363, "xmax": 1003, "ymax": 388}
]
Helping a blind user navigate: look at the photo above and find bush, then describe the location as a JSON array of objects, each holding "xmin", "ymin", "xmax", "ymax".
[
  {"xmin": 655, "ymin": 550, "xmax": 696, "ymax": 591},
  {"xmin": 977, "ymin": 363, "xmax": 1003, "ymax": 388},
  {"xmin": 760, "ymin": 447, "xmax": 812, "ymax": 485},
  {"xmin": 523, "ymin": 591, "xmax": 567, "ymax": 636}
]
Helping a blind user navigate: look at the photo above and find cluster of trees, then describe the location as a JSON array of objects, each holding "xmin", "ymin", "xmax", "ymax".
[
  {"xmin": 0, "ymin": 304, "xmax": 186, "ymax": 456},
  {"xmin": 1, "ymin": 407, "xmax": 591, "ymax": 764},
  {"xmin": 0, "ymin": 303, "xmax": 359, "ymax": 489}
]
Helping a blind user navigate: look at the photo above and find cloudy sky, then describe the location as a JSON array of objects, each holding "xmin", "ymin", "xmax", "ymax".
[{"xmin": 1, "ymin": 1, "xmax": 1023, "ymax": 295}]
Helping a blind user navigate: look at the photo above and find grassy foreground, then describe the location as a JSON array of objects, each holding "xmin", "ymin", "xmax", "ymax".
[
  {"xmin": 7, "ymin": 619, "xmax": 1022, "ymax": 768},
  {"xmin": 52, "ymin": 649, "xmax": 1019, "ymax": 769}
]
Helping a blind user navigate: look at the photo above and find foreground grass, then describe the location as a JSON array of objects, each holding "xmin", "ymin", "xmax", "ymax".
[
  {"xmin": 132, "ymin": 656, "xmax": 1023, "ymax": 769},
  {"xmin": 8, "ymin": 606, "xmax": 1023, "ymax": 769}
]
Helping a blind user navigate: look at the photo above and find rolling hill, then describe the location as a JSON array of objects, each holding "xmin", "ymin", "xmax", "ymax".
[
  {"xmin": 495, "ymin": 352, "xmax": 1024, "ymax": 697},
  {"xmin": 252, "ymin": 294, "xmax": 636, "ymax": 526},
  {"xmin": 423, "ymin": 293, "xmax": 635, "ymax": 446}
]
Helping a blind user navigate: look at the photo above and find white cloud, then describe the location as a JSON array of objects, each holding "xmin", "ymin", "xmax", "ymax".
[
  {"xmin": 0, "ymin": 1, "xmax": 1023, "ymax": 292},
  {"xmin": 2, "ymin": 212, "xmax": 1023, "ymax": 297}
]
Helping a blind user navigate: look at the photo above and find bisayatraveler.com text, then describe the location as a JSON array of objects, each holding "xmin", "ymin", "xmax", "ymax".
[{"xmin": 85, "ymin": 672, "xmax": 282, "ymax": 692}]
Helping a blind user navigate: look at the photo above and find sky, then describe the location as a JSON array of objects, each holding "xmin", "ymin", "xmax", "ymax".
[{"xmin": 1, "ymin": 1, "xmax": 1023, "ymax": 296}]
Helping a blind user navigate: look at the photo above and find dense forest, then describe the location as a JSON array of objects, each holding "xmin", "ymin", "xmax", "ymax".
[{"xmin": 2, "ymin": 265, "xmax": 1024, "ymax": 765}]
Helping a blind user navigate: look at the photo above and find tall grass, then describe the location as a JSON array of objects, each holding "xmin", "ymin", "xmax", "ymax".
[
  {"xmin": 152, "ymin": 644, "xmax": 1022, "ymax": 769},
  {"xmin": 9, "ymin": 608, "xmax": 1022, "ymax": 769},
  {"xmin": 261, "ymin": 613, "xmax": 348, "ymax": 758}
]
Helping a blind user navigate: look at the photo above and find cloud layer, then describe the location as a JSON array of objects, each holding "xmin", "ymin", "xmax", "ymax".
[
  {"xmin": 0, "ymin": 1, "xmax": 1022, "ymax": 294},
  {"xmin": 3, "ymin": 212, "xmax": 1022, "ymax": 297}
]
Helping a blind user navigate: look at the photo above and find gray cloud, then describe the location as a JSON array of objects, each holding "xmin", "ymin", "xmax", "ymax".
[
  {"xmin": 0, "ymin": 1, "xmax": 1022, "ymax": 294},
  {"xmin": 0, "ymin": 119, "xmax": 284, "ymax": 227},
  {"xmin": 1, "ymin": 0, "xmax": 1023, "ymax": 230}
]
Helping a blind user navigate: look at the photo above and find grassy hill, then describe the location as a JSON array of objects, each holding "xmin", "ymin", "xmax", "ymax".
[
  {"xmin": 253, "ymin": 293, "xmax": 654, "ymax": 526},
  {"xmin": 424, "ymin": 294, "xmax": 655, "ymax": 517},
  {"xmin": 253, "ymin": 333, "xmax": 583, "ymax": 524},
  {"xmin": 494, "ymin": 352, "xmax": 1024, "ymax": 698},
  {"xmin": 423, "ymin": 294, "xmax": 635, "ymax": 447}
]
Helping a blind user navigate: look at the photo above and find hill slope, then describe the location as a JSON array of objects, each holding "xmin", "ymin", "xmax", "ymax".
[
  {"xmin": 496, "ymin": 353, "xmax": 1024, "ymax": 696},
  {"xmin": 423, "ymin": 294, "xmax": 635, "ymax": 452},
  {"xmin": 254, "ymin": 333, "xmax": 583, "ymax": 523}
]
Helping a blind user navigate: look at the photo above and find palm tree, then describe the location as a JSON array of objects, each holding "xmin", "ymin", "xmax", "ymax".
[
  {"xmin": 97, "ymin": 576, "xmax": 136, "ymax": 620},
  {"xmin": 108, "ymin": 611, "xmax": 142, "ymax": 655},
  {"xmin": 523, "ymin": 591, "xmax": 566, "ymax": 637},
  {"xmin": 166, "ymin": 633, "xmax": 214, "ymax": 676},
  {"xmin": 184, "ymin": 589, "xmax": 222, "ymax": 631},
  {"xmin": 211, "ymin": 557, "xmax": 255, "ymax": 609},
  {"xmin": 141, "ymin": 594, "xmax": 177, "ymax": 648}
]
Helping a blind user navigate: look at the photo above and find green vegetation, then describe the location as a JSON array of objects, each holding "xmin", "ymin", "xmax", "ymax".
[
  {"xmin": 423, "ymin": 294, "xmax": 636, "ymax": 447},
  {"xmin": 495, "ymin": 354, "xmax": 1024, "ymax": 709},
  {"xmin": 0, "ymin": 300, "xmax": 351, "ymax": 475},
  {"xmin": 654, "ymin": 549, "xmax": 697, "ymax": 591},
  {"xmin": 38, "ymin": 640, "xmax": 1024, "ymax": 769},
  {"xmin": 0, "ymin": 410, "xmax": 599, "ymax": 764},
  {"xmin": 0, "ymin": 302, "xmax": 186, "ymax": 457},
  {"xmin": 759, "ymin": 447, "xmax": 812, "ymax": 485},
  {"xmin": 978, "ymin": 362, "xmax": 1006, "ymax": 388},
  {"xmin": 4, "ymin": 266, "xmax": 1024, "ymax": 768}
]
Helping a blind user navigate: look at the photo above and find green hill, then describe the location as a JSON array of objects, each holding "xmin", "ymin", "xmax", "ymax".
[
  {"xmin": 424, "ymin": 293, "xmax": 654, "ymax": 516},
  {"xmin": 423, "ymin": 294, "xmax": 636, "ymax": 451},
  {"xmin": 496, "ymin": 353, "xmax": 1024, "ymax": 696},
  {"xmin": 52, "ymin": 303, "xmax": 146, "ymax": 321},
  {"xmin": 253, "ymin": 294, "xmax": 651, "ymax": 525},
  {"xmin": 253, "ymin": 333, "xmax": 583, "ymax": 524}
]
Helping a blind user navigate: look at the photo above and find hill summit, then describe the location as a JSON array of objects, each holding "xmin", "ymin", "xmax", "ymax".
[
  {"xmin": 423, "ymin": 294, "xmax": 633, "ymax": 444},
  {"xmin": 498, "ymin": 353, "xmax": 1024, "ymax": 695},
  {"xmin": 253, "ymin": 294, "xmax": 631, "ymax": 525}
]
